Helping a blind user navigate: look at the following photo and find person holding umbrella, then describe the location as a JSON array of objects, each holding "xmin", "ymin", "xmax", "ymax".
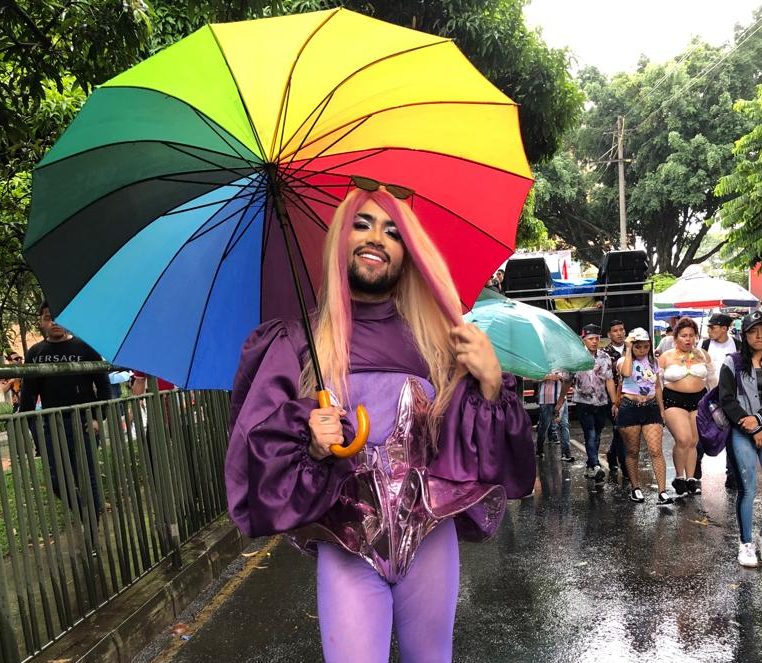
[{"xmin": 226, "ymin": 185, "xmax": 535, "ymax": 661}]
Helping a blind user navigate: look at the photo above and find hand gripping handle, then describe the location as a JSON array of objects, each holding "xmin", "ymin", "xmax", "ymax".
[{"xmin": 316, "ymin": 390, "xmax": 370, "ymax": 458}]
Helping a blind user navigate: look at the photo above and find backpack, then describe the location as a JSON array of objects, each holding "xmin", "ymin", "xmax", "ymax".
[{"xmin": 696, "ymin": 352, "xmax": 743, "ymax": 456}]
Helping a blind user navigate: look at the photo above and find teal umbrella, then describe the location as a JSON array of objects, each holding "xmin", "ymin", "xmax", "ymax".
[{"xmin": 465, "ymin": 295, "xmax": 594, "ymax": 379}]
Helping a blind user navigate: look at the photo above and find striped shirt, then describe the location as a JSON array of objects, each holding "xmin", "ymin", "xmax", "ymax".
[{"xmin": 536, "ymin": 370, "xmax": 571, "ymax": 405}]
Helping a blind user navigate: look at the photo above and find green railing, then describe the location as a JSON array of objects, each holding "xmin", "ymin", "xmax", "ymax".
[{"xmin": 0, "ymin": 384, "xmax": 230, "ymax": 663}]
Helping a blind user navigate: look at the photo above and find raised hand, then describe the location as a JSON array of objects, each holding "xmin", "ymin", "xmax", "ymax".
[{"xmin": 450, "ymin": 323, "xmax": 502, "ymax": 401}]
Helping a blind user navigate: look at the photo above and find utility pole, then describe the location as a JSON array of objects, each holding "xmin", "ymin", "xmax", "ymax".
[{"xmin": 616, "ymin": 115, "xmax": 627, "ymax": 250}]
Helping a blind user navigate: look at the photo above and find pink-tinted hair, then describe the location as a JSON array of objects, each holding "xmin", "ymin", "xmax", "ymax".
[{"xmin": 299, "ymin": 187, "xmax": 465, "ymax": 442}]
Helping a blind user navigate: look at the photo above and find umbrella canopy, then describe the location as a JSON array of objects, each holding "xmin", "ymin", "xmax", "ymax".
[
  {"xmin": 464, "ymin": 296, "xmax": 594, "ymax": 379},
  {"xmin": 654, "ymin": 272, "xmax": 759, "ymax": 310},
  {"xmin": 653, "ymin": 308, "xmax": 705, "ymax": 321},
  {"xmin": 25, "ymin": 8, "xmax": 533, "ymax": 390}
]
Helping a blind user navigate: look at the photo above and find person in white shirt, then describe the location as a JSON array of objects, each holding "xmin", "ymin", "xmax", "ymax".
[
  {"xmin": 696, "ymin": 313, "xmax": 741, "ymax": 490},
  {"xmin": 703, "ymin": 313, "xmax": 740, "ymax": 371}
]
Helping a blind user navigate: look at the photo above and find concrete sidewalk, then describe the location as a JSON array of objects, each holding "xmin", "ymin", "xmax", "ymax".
[{"xmin": 36, "ymin": 516, "xmax": 247, "ymax": 663}]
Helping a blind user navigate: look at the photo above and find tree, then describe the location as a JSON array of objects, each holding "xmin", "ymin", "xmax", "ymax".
[
  {"xmin": 536, "ymin": 11, "xmax": 762, "ymax": 275},
  {"xmin": 716, "ymin": 85, "xmax": 762, "ymax": 269}
]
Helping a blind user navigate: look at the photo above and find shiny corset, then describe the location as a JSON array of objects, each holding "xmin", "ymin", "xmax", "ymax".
[
  {"xmin": 663, "ymin": 362, "xmax": 708, "ymax": 383},
  {"xmin": 288, "ymin": 377, "xmax": 505, "ymax": 582}
]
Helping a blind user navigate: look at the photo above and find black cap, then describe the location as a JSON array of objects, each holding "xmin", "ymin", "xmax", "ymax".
[
  {"xmin": 708, "ymin": 313, "xmax": 732, "ymax": 327},
  {"xmin": 742, "ymin": 311, "xmax": 762, "ymax": 334},
  {"xmin": 581, "ymin": 323, "xmax": 602, "ymax": 338}
]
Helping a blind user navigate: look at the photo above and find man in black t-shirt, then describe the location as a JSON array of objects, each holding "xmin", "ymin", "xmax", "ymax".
[{"xmin": 20, "ymin": 301, "xmax": 111, "ymax": 518}]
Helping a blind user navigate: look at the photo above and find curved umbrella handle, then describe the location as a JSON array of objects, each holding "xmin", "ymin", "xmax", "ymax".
[{"xmin": 316, "ymin": 390, "xmax": 370, "ymax": 458}]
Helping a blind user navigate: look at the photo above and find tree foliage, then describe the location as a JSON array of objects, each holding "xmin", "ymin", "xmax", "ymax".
[
  {"xmin": 716, "ymin": 85, "xmax": 762, "ymax": 269},
  {"xmin": 0, "ymin": 0, "xmax": 278, "ymax": 351},
  {"xmin": 536, "ymin": 11, "xmax": 762, "ymax": 275}
]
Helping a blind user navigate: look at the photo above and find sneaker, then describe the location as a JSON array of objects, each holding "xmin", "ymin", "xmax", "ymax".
[
  {"xmin": 686, "ymin": 478, "xmax": 698, "ymax": 495},
  {"xmin": 694, "ymin": 480, "xmax": 702, "ymax": 495},
  {"xmin": 594, "ymin": 465, "xmax": 605, "ymax": 482},
  {"xmin": 561, "ymin": 454, "xmax": 576, "ymax": 463},
  {"xmin": 630, "ymin": 488, "xmax": 645, "ymax": 503},
  {"xmin": 672, "ymin": 477, "xmax": 687, "ymax": 495},
  {"xmin": 657, "ymin": 491, "xmax": 674, "ymax": 505},
  {"xmin": 738, "ymin": 542, "xmax": 758, "ymax": 568},
  {"xmin": 584, "ymin": 466, "xmax": 596, "ymax": 479}
]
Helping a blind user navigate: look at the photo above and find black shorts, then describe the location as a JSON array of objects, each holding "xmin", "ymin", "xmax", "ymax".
[
  {"xmin": 617, "ymin": 397, "xmax": 663, "ymax": 427},
  {"xmin": 662, "ymin": 387, "xmax": 706, "ymax": 412}
]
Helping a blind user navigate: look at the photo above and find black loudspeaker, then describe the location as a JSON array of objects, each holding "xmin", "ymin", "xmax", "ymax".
[
  {"xmin": 597, "ymin": 250, "xmax": 648, "ymax": 307},
  {"xmin": 504, "ymin": 258, "xmax": 552, "ymax": 309},
  {"xmin": 598, "ymin": 250, "xmax": 648, "ymax": 284}
]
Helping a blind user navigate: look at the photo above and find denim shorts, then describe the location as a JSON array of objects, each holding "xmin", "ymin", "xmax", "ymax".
[{"xmin": 616, "ymin": 397, "xmax": 663, "ymax": 427}]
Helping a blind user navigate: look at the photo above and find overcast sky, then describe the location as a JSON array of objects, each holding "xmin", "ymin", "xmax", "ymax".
[{"xmin": 524, "ymin": 0, "xmax": 761, "ymax": 74}]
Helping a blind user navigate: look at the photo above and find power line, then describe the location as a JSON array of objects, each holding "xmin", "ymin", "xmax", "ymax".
[{"xmin": 623, "ymin": 39, "xmax": 704, "ymax": 119}]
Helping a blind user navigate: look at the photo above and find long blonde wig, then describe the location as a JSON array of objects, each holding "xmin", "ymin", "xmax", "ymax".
[{"xmin": 298, "ymin": 187, "xmax": 466, "ymax": 439}]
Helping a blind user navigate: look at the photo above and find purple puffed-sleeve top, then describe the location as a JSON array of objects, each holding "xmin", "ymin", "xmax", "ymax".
[{"xmin": 225, "ymin": 299, "xmax": 535, "ymax": 540}]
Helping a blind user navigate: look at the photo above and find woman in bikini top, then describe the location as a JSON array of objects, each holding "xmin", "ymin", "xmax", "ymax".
[
  {"xmin": 662, "ymin": 362, "xmax": 709, "ymax": 383},
  {"xmin": 657, "ymin": 316, "xmax": 713, "ymax": 497}
]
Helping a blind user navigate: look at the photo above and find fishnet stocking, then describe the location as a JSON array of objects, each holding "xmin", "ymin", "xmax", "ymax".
[{"xmin": 621, "ymin": 423, "xmax": 666, "ymax": 492}]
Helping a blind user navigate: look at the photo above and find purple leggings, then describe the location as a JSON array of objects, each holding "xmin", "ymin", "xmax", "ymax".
[{"xmin": 317, "ymin": 519, "xmax": 459, "ymax": 663}]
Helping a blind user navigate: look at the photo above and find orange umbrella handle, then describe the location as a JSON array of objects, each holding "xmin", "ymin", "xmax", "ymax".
[{"xmin": 316, "ymin": 389, "xmax": 370, "ymax": 458}]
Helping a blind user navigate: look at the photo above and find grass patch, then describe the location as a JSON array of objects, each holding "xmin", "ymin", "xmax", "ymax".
[
  {"xmin": 0, "ymin": 459, "xmax": 68, "ymax": 557},
  {"xmin": 0, "ymin": 401, "xmax": 12, "ymax": 432}
]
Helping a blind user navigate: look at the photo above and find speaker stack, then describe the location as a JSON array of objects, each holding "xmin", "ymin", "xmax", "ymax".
[
  {"xmin": 597, "ymin": 250, "xmax": 648, "ymax": 308},
  {"xmin": 503, "ymin": 258, "xmax": 552, "ymax": 310}
]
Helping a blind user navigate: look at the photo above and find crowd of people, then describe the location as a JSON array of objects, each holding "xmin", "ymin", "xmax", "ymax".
[{"xmin": 532, "ymin": 309, "xmax": 762, "ymax": 568}]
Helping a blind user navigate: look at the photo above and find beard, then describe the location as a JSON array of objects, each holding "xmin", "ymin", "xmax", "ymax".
[{"xmin": 348, "ymin": 259, "xmax": 402, "ymax": 296}]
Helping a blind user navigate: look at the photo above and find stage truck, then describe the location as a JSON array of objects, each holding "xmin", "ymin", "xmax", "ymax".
[{"xmin": 499, "ymin": 250, "xmax": 653, "ymax": 420}]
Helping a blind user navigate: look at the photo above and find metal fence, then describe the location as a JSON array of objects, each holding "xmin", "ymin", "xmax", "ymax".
[{"xmin": 0, "ymin": 387, "xmax": 230, "ymax": 662}]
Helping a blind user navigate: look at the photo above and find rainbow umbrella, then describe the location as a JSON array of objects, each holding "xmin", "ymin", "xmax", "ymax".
[{"xmin": 25, "ymin": 8, "xmax": 533, "ymax": 393}]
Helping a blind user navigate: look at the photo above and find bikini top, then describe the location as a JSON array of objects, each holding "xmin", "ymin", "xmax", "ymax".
[{"xmin": 662, "ymin": 362, "xmax": 708, "ymax": 383}]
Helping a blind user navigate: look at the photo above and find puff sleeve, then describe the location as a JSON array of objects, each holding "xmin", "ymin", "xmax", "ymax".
[
  {"xmin": 225, "ymin": 321, "xmax": 357, "ymax": 538},
  {"xmin": 428, "ymin": 373, "xmax": 535, "ymax": 499}
]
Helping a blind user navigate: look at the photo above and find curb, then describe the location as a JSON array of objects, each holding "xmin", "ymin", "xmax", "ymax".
[{"xmin": 36, "ymin": 516, "xmax": 246, "ymax": 663}]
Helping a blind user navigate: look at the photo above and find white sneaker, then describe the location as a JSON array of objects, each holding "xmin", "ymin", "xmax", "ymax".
[
  {"xmin": 738, "ymin": 542, "xmax": 758, "ymax": 567},
  {"xmin": 584, "ymin": 466, "xmax": 596, "ymax": 479}
]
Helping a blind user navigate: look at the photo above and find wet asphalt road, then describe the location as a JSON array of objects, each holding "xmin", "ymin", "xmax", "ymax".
[{"xmin": 137, "ymin": 427, "xmax": 762, "ymax": 663}]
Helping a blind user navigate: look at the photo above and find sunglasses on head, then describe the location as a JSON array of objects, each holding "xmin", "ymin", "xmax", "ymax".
[{"xmin": 350, "ymin": 175, "xmax": 414, "ymax": 201}]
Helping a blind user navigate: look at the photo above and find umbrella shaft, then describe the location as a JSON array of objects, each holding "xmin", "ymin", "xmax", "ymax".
[{"xmin": 269, "ymin": 179, "xmax": 325, "ymax": 393}]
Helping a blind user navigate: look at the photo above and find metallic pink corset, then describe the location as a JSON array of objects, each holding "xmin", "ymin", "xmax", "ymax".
[{"xmin": 289, "ymin": 377, "xmax": 506, "ymax": 582}]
